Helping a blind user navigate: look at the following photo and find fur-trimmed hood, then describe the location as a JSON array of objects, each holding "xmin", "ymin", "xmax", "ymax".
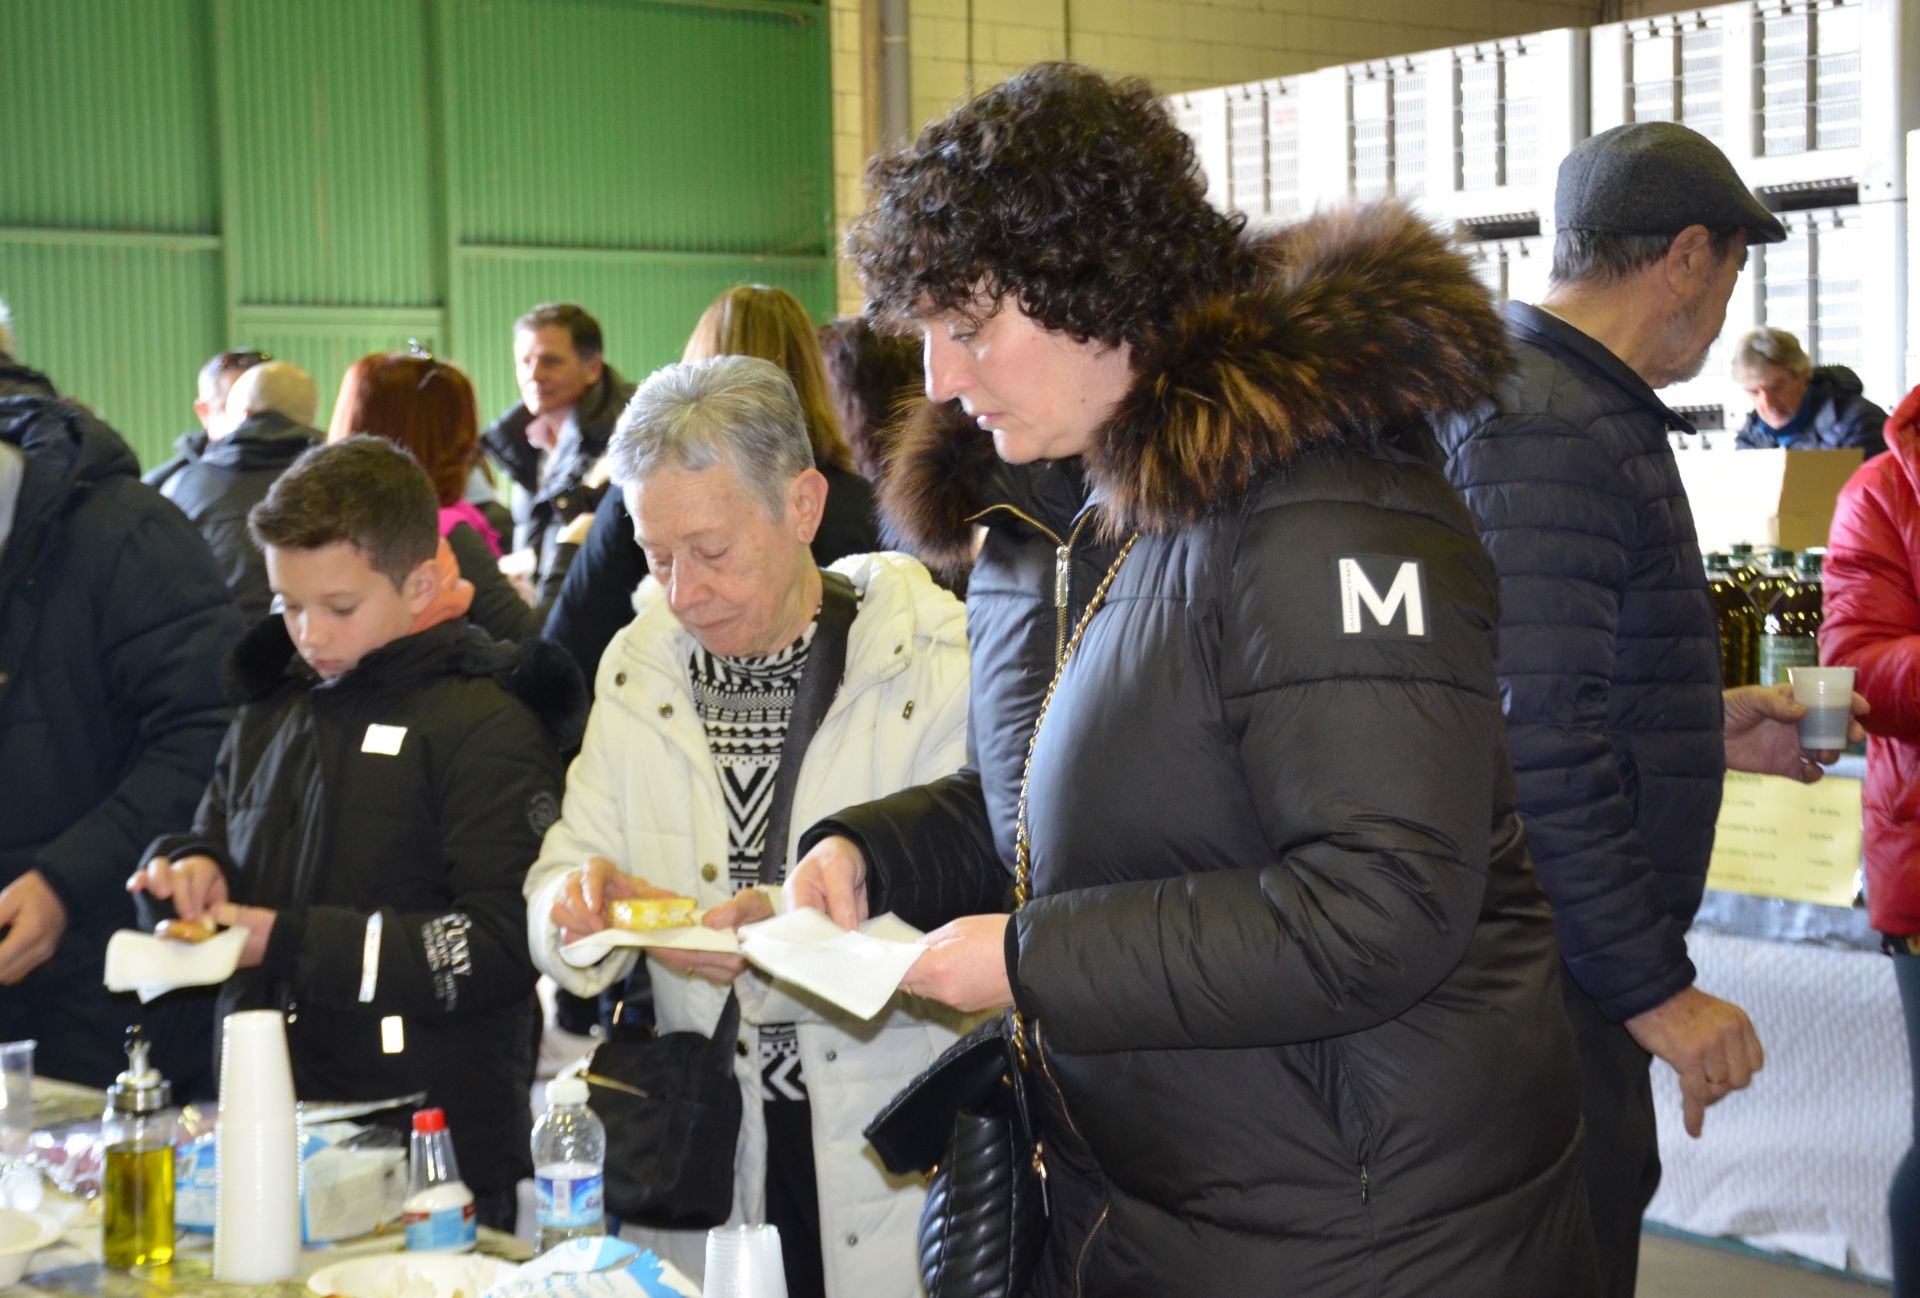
[
  {"xmin": 881, "ymin": 203, "xmax": 1509, "ymax": 569},
  {"xmin": 225, "ymin": 615, "xmax": 588, "ymax": 750}
]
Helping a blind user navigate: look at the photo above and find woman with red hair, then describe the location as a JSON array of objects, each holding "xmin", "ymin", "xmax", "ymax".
[
  {"xmin": 330, "ymin": 351, "xmax": 541, "ymax": 644},
  {"xmin": 1823, "ymin": 384, "xmax": 1920, "ymax": 1297}
]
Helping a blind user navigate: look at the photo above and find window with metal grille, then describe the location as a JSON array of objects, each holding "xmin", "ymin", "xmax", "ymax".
[
  {"xmin": 1268, "ymin": 88, "xmax": 1304, "ymax": 221},
  {"xmin": 1228, "ymin": 87, "xmax": 1268, "ymax": 218},
  {"xmin": 1454, "ymin": 41, "xmax": 1545, "ymax": 192},
  {"xmin": 1627, "ymin": 15, "xmax": 1725, "ymax": 141},
  {"xmin": 1349, "ymin": 60, "xmax": 1424, "ymax": 201},
  {"xmin": 1758, "ymin": 0, "xmax": 1863, "ymax": 157},
  {"xmin": 1758, "ymin": 207, "xmax": 1863, "ymax": 373}
]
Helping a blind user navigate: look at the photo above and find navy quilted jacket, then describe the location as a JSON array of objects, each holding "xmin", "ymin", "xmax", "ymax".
[{"xmin": 1437, "ymin": 302, "xmax": 1725, "ymax": 1024}]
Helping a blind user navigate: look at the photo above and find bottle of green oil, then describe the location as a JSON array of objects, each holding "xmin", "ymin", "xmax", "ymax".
[{"xmin": 102, "ymin": 1029, "xmax": 176, "ymax": 1268}]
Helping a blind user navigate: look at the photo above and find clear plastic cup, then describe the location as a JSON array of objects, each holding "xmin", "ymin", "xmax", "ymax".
[
  {"xmin": 0, "ymin": 1041, "xmax": 32, "ymax": 1156},
  {"xmin": 703, "ymin": 1224, "xmax": 788, "ymax": 1298},
  {"xmin": 1788, "ymin": 666, "xmax": 1857, "ymax": 750}
]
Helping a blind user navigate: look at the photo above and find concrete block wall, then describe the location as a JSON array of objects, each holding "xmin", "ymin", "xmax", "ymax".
[{"xmin": 832, "ymin": 0, "xmax": 1605, "ymax": 312}]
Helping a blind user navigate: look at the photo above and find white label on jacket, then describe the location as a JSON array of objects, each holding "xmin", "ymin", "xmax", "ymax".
[
  {"xmin": 1336, "ymin": 556, "xmax": 1429, "ymax": 640},
  {"xmin": 362, "ymin": 723, "xmax": 407, "ymax": 755},
  {"xmin": 358, "ymin": 912, "xmax": 384, "ymax": 1003},
  {"xmin": 380, "ymin": 1015, "xmax": 405, "ymax": 1054}
]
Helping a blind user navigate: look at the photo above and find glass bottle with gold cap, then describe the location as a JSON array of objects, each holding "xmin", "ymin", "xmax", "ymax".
[{"xmin": 102, "ymin": 1028, "xmax": 176, "ymax": 1268}]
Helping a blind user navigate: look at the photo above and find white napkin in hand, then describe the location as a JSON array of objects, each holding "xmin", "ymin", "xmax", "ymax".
[
  {"xmin": 103, "ymin": 927, "xmax": 247, "ymax": 1002},
  {"xmin": 557, "ymin": 917, "xmax": 740, "ymax": 968},
  {"xmin": 736, "ymin": 908, "xmax": 925, "ymax": 1020}
]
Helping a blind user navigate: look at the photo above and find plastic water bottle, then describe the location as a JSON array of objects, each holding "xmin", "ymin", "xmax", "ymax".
[
  {"xmin": 403, "ymin": 1108, "xmax": 476, "ymax": 1253},
  {"xmin": 532, "ymin": 1076, "xmax": 606, "ymax": 1253}
]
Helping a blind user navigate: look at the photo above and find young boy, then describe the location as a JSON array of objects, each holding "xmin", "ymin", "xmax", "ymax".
[{"xmin": 129, "ymin": 436, "xmax": 585, "ymax": 1229}]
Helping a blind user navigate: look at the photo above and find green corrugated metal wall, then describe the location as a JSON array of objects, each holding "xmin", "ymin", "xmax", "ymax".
[{"xmin": 0, "ymin": 0, "xmax": 833, "ymax": 466}]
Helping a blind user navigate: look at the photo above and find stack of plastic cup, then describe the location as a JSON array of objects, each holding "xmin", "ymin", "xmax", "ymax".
[
  {"xmin": 214, "ymin": 1011, "xmax": 301, "ymax": 1283},
  {"xmin": 703, "ymin": 1225, "xmax": 789, "ymax": 1298}
]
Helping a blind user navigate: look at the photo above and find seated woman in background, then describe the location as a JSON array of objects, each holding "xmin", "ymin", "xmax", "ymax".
[
  {"xmin": 1732, "ymin": 326, "xmax": 1888, "ymax": 456},
  {"xmin": 329, "ymin": 351, "xmax": 542, "ymax": 644},
  {"xmin": 542, "ymin": 286, "xmax": 881, "ymax": 694}
]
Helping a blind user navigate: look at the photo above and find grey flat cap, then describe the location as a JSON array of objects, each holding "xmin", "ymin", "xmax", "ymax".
[{"xmin": 1556, "ymin": 123, "xmax": 1787, "ymax": 244}]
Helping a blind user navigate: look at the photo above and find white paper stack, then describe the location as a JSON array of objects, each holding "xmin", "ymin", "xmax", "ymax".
[{"xmin": 737, "ymin": 910, "xmax": 925, "ymax": 1020}]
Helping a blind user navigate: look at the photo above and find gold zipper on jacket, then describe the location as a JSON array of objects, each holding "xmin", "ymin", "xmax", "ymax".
[
  {"xmin": 1052, "ymin": 511, "xmax": 1096, "ymax": 668},
  {"xmin": 1032, "ymin": 1020, "xmax": 1112, "ymax": 1294},
  {"xmin": 1075, "ymin": 1204, "xmax": 1111, "ymax": 1297},
  {"xmin": 963, "ymin": 503, "xmax": 1097, "ymax": 668},
  {"xmin": 1031, "ymin": 1021, "xmax": 1087, "ymax": 1146}
]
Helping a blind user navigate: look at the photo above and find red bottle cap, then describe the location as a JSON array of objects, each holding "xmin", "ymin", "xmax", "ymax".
[{"xmin": 412, "ymin": 1107, "xmax": 448, "ymax": 1133}]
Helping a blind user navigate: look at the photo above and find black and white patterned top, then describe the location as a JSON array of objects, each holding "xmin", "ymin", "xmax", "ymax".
[{"xmin": 687, "ymin": 623, "xmax": 816, "ymax": 1105}]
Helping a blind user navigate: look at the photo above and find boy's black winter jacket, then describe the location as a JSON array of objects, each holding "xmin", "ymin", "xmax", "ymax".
[{"xmin": 146, "ymin": 617, "xmax": 585, "ymax": 1193}]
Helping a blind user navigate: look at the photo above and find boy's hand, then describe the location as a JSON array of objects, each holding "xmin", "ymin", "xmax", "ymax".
[
  {"xmin": 551, "ymin": 856, "xmax": 672, "ymax": 944},
  {"xmin": 211, "ymin": 903, "xmax": 277, "ymax": 970},
  {"xmin": 128, "ymin": 854, "xmax": 230, "ymax": 921}
]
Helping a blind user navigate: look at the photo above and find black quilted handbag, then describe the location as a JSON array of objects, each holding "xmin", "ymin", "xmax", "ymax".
[{"xmin": 864, "ymin": 1013, "xmax": 1046, "ymax": 1298}]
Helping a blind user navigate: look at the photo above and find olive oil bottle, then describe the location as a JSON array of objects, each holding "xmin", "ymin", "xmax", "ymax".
[
  {"xmin": 1706, "ymin": 553, "xmax": 1760, "ymax": 687},
  {"xmin": 103, "ymin": 1030, "xmax": 176, "ymax": 1268},
  {"xmin": 1759, "ymin": 550, "xmax": 1825, "ymax": 687}
]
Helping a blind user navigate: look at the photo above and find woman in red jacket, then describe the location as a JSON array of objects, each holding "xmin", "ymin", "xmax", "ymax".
[{"xmin": 1822, "ymin": 384, "xmax": 1920, "ymax": 1297}]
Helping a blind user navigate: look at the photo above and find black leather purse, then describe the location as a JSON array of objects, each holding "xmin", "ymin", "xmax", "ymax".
[
  {"xmin": 864, "ymin": 1014, "xmax": 1046, "ymax": 1298},
  {"xmin": 865, "ymin": 530, "xmax": 1140, "ymax": 1298},
  {"xmin": 585, "ymin": 989, "xmax": 744, "ymax": 1228}
]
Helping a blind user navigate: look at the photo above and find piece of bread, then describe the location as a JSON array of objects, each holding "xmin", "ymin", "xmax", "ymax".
[
  {"xmin": 607, "ymin": 896, "xmax": 697, "ymax": 932},
  {"xmin": 156, "ymin": 916, "xmax": 221, "ymax": 944}
]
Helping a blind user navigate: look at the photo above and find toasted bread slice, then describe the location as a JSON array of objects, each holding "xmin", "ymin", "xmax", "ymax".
[
  {"xmin": 607, "ymin": 896, "xmax": 698, "ymax": 932},
  {"xmin": 156, "ymin": 916, "xmax": 221, "ymax": 944}
]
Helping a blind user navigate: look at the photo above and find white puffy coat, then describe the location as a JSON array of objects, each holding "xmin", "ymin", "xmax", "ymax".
[{"xmin": 526, "ymin": 551, "xmax": 972, "ymax": 1295}]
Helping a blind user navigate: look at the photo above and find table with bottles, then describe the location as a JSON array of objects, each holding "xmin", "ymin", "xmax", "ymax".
[{"xmin": 8, "ymin": 1074, "xmax": 533, "ymax": 1298}]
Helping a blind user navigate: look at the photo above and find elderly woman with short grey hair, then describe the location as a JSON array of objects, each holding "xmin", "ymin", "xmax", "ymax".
[
  {"xmin": 1733, "ymin": 325, "xmax": 1889, "ymax": 455},
  {"xmin": 523, "ymin": 353, "xmax": 973, "ymax": 1298}
]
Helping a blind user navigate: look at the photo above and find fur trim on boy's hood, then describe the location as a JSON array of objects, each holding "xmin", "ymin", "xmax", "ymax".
[
  {"xmin": 880, "ymin": 202, "xmax": 1509, "ymax": 562},
  {"xmin": 224, "ymin": 616, "xmax": 588, "ymax": 750}
]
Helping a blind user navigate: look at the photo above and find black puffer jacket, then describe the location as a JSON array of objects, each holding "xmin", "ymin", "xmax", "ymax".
[
  {"xmin": 1734, "ymin": 363, "xmax": 1889, "ymax": 457},
  {"xmin": 807, "ymin": 208, "xmax": 1595, "ymax": 1296},
  {"xmin": 0, "ymin": 396, "xmax": 240, "ymax": 1088},
  {"xmin": 144, "ymin": 411, "xmax": 320, "ymax": 623},
  {"xmin": 142, "ymin": 618, "xmax": 585, "ymax": 1194},
  {"xmin": 481, "ymin": 365, "xmax": 636, "ymax": 577},
  {"xmin": 1437, "ymin": 302, "xmax": 1726, "ymax": 1023}
]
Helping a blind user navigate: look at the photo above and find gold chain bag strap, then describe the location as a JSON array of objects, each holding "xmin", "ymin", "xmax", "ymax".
[
  {"xmin": 1010, "ymin": 529, "xmax": 1140, "ymax": 1067},
  {"xmin": 862, "ymin": 526, "xmax": 1138, "ymax": 1298}
]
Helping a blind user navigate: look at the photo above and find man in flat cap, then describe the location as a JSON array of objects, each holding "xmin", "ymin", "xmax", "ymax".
[{"xmin": 1438, "ymin": 122, "xmax": 1866, "ymax": 1295}]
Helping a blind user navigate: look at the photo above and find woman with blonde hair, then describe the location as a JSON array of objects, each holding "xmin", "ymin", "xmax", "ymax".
[
  {"xmin": 330, "ymin": 350, "xmax": 541, "ymax": 644},
  {"xmin": 544, "ymin": 285, "xmax": 881, "ymax": 690}
]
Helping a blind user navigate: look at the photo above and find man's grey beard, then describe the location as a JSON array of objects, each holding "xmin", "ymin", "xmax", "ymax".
[{"xmin": 1654, "ymin": 285, "xmax": 1717, "ymax": 387}]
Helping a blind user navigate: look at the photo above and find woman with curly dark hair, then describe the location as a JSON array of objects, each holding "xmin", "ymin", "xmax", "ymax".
[{"xmin": 783, "ymin": 63, "xmax": 1599, "ymax": 1295}]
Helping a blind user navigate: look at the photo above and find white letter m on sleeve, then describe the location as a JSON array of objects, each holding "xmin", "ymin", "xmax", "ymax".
[{"xmin": 1338, "ymin": 556, "xmax": 1428, "ymax": 638}]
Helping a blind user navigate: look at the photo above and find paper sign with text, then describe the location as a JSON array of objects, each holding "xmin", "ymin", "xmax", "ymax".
[{"xmin": 1705, "ymin": 771, "xmax": 1863, "ymax": 907}]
